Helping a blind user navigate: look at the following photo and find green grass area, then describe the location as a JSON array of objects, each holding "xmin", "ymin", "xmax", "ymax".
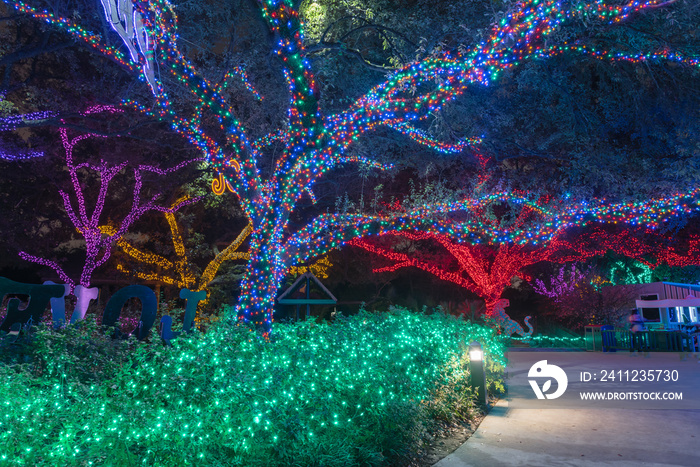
[{"xmin": 0, "ymin": 307, "xmax": 504, "ymax": 466}]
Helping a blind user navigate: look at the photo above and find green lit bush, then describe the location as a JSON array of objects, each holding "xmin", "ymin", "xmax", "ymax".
[
  {"xmin": 0, "ymin": 316, "xmax": 139, "ymax": 383},
  {"xmin": 509, "ymin": 334, "xmax": 585, "ymax": 349},
  {"xmin": 0, "ymin": 306, "xmax": 504, "ymax": 466}
]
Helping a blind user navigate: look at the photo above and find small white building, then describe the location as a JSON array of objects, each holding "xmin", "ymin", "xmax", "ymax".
[{"xmin": 635, "ymin": 282, "xmax": 700, "ymax": 331}]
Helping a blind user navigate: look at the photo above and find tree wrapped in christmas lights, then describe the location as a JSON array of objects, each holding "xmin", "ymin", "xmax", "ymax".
[
  {"xmin": 346, "ymin": 193, "xmax": 566, "ymax": 336},
  {"xmin": 18, "ymin": 109, "xmax": 198, "ymax": 292},
  {"xmin": 3, "ymin": 0, "xmax": 699, "ymax": 336},
  {"xmin": 351, "ymin": 231, "xmax": 540, "ymax": 336},
  {"xmin": 531, "ymin": 225, "xmax": 700, "ymax": 327},
  {"xmin": 111, "ymin": 205, "xmax": 251, "ymax": 293},
  {"xmin": 349, "ymin": 191, "xmax": 700, "ymax": 335}
]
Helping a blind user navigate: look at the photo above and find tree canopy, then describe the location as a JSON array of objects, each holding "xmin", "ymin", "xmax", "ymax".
[{"xmin": 1, "ymin": 0, "xmax": 699, "ymax": 334}]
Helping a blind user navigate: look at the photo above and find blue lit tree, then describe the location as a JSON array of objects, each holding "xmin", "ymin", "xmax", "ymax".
[{"xmin": 2, "ymin": 0, "xmax": 698, "ymax": 336}]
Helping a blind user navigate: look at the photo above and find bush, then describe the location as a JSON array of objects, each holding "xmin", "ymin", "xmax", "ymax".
[
  {"xmin": 0, "ymin": 306, "xmax": 504, "ymax": 466},
  {"xmin": 0, "ymin": 316, "xmax": 140, "ymax": 382}
]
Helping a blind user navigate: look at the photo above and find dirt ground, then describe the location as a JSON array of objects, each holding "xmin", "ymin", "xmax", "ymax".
[{"xmin": 416, "ymin": 409, "xmax": 489, "ymax": 466}]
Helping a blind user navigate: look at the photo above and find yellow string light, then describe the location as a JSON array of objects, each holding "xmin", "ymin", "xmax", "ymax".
[
  {"xmin": 116, "ymin": 264, "xmax": 180, "ymax": 286},
  {"xmin": 288, "ymin": 255, "xmax": 333, "ymax": 279},
  {"xmin": 199, "ymin": 224, "xmax": 252, "ymax": 289},
  {"xmin": 106, "ymin": 191, "xmax": 252, "ymax": 300}
]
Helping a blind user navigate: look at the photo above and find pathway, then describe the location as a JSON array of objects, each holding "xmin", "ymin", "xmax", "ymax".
[{"xmin": 435, "ymin": 350, "xmax": 700, "ymax": 467}]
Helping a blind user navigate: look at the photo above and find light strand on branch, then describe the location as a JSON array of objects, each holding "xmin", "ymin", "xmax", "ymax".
[
  {"xmin": 6, "ymin": 0, "xmax": 698, "ymax": 337},
  {"xmin": 18, "ymin": 108, "xmax": 199, "ymax": 290}
]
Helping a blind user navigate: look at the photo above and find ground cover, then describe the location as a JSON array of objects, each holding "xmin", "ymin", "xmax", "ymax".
[{"xmin": 0, "ymin": 307, "xmax": 504, "ymax": 466}]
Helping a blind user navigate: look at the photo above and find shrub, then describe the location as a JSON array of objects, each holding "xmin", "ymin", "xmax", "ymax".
[
  {"xmin": 0, "ymin": 306, "xmax": 504, "ymax": 466},
  {"xmin": 0, "ymin": 316, "xmax": 140, "ymax": 383}
]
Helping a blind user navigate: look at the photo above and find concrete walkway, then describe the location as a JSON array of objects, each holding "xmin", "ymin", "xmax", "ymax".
[{"xmin": 435, "ymin": 351, "xmax": 700, "ymax": 467}]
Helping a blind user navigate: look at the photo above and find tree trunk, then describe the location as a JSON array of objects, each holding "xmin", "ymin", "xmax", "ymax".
[
  {"xmin": 483, "ymin": 296, "xmax": 501, "ymax": 317},
  {"xmin": 233, "ymin": 225, "xmax": 284, "ymax": 338}
]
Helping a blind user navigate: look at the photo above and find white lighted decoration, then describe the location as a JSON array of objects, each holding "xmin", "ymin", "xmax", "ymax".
[
  {"xmin": 100, "ymin": 0, "xmax": 156, "ymax": 91},
  {"xmin": 44, "ymin": 280, "xmax": 71, "ymax": 327},
  {"xmin": 71, "ymin": 285, "xmax": 100, "ymax": 324}
]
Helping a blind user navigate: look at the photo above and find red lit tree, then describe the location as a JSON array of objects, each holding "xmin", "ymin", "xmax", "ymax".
[
  {"xmin": 351, "ymin": 231, "xmax": 543, "ymax": 336},
  {"xmin": 3, "ymin": 0, "xmax": 698, "ymax": 337},
  {"xmin": 350, "ymin": 220, "xmax": 700, "ymax": 336},
  {"xmin": 348, "ymin": 193, "xmax": 571, "ymax": 335}
]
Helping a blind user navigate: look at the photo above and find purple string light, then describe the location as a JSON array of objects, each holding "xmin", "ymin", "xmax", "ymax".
[
  {"xmin": 0, "ymin": 110, "xmax": 57, "ymax": 132},
  {"xmin": 533, "ymin": 263, "xmax": 589, "ymax": 300},
  {"xmin": 0, "ymin": 148, "xmax": 45, "ymax": 160},
  {"xmin": 18, "ymin": 109, "xmax": 202, "ymax": 291}
]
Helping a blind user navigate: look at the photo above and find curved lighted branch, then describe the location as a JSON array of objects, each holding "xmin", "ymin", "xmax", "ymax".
[
  {"xmin": 6, "ymin": 0, "xmax": 697, "ymax": 336},
  {"xmin": 198, "ymin": 224, "xmax": 252, "ymax": 290},
  {"xmin": 1, "ymin": 108, "xmax": 57, "ymax": 159},
  {"xmin": 17, "ymin": 113, "xmax": 200, "ymax": 290},
  {"xmin": 17, "ymin": 253, "xmax": 76, "ymax": 290},
  {"xmin": 385, "ymin": 122, "xmax": 482, "ymax": 154},
  {"xmin": 115, "ymin": 210, "xmax": 251, "ymax": 292}
]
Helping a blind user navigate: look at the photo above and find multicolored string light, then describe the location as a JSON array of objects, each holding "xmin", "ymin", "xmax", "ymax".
[
  {"xmin": 282, "ymin": 188, "xmax": 700, "ymax": 270},
  {"xmin": 5, "ymin": 0, "xmax": 698, "ymax": 336}
]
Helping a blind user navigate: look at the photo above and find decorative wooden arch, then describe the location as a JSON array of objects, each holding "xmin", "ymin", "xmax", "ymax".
[{"xmin": 277, "ymin": 272, "xmax": 337, "ymax": 321}]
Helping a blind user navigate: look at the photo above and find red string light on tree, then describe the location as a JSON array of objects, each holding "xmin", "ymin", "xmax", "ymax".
[{"xmin": 5, "ymin": 0, "xmax": 699, "ymax": 337}]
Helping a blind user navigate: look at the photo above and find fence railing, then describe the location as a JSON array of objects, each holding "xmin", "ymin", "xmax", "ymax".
[{"xmin": 598, "ymin": 328, "xmax": 697, "ymax": 352}]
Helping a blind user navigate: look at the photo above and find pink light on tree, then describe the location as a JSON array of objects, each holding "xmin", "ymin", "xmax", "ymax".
[
  {"xmin": 18, "ymin": 108, "xmax": 199, "ymax": 291},
  {"xmin": 4, "ymin": 0, "xmax": 698, "ymax": 337},
  {"xmin": 533, "ymin": 263, "xmax": 589, "ymax": 301}
]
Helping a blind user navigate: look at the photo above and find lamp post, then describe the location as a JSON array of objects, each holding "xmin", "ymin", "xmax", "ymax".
[{"xmin": 469, "ymin": 341, "xmax": 488, "ymax": 406}]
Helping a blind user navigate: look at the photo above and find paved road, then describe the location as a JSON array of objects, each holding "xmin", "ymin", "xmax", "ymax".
[{"xmin": 435, "ymin": 351, "xmax": 700, "ymax": 467}]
